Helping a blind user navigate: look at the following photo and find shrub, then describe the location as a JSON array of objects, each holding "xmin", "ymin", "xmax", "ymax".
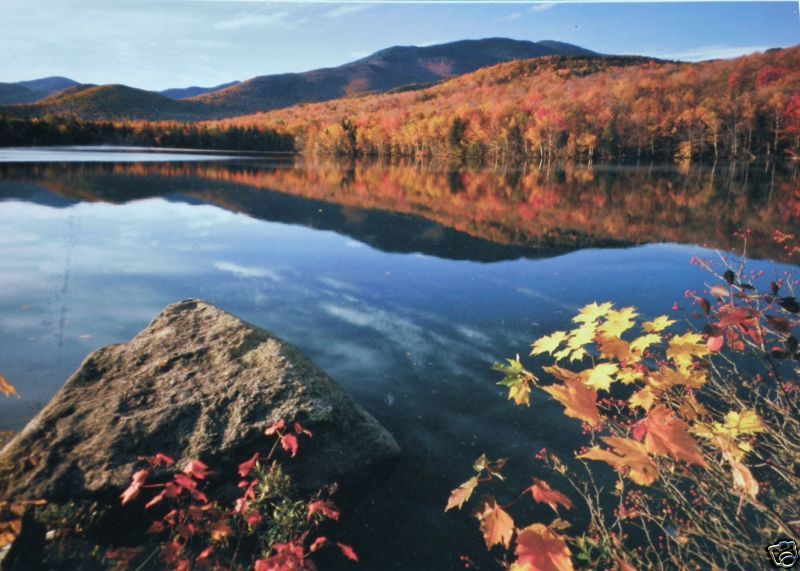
[
  {"xmin": 447, "ymin": 234, "xmax": 799, "ymax": 569},
  {"xmin": 111, "ymin": 418, "xmax": 358, "ymax": 570}
]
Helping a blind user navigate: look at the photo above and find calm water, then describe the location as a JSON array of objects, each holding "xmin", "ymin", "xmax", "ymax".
[{"xmin": 0, "ymin": 149, "xmax": 798, "ymax": 569}]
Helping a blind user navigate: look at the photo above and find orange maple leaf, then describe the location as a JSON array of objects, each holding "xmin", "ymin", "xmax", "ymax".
[
  {"xmin": 542, "ymin": 365, "xmax": 581, "ymax": 383},
  {"xmin": 596, "ymin": 335, "xmax": 630, "ymax": 362},
  {"xmin": 0, "ymin": 374, "xmax": 17, "ymax": 398},
  {"xmin": 640, "ymin": 405, "xmax": 708, "ymax": 468},
  {"xmin": 529, "ymin": 480, "xmax": 573, "ymax": 513},
  {"xmin": 578, "ymin": 436, "xmax": 659, "ymax": 486},
  {"xmin": 477, "ymin": 499, "xmax": 515, "ymax": 550},
  {"xmin": 445, "ymin": 476, "xmax": 479, "ymax": 512},
  {"xmin": 511, "ymin": 523, "xmax": 574, "ymax": 571},
  {"xmin": 541, "ymin": 377, "xmax": 601, "ymax": 428},
  {"xmin": 0, "ymin": 518, "xmax": 21, "ymax": 550}
]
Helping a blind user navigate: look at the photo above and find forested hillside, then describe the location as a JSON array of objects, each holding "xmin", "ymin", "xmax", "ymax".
[
  {"xmin": 0, "ymin": 114, "xmax": 293, "ymax": 152},
  {"xmin": 218, "ymin": 48, "xmax": 800, "ymax": 161},
  {"xmin": 191, "ymin": 38, "xmax": 596, "ymax": 116},
  {"xmin": 0, "ymin": 38, "xmax": 597, "ymax": 121}
]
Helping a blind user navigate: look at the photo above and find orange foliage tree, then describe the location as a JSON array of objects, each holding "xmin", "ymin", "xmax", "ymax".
[{"xmin": 219, "ymin": 48, "xmax": 800, "ymax": 162}]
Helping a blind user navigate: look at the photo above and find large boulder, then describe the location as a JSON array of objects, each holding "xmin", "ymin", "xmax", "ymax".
[{"xmin": 0, "ymin": 299, "xmax": 399, "ymax": 502}]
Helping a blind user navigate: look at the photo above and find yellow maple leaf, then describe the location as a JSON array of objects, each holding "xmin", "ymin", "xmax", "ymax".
[
  {"xmin": 572, "ymin": 302, "xmax": 613, "ymax": 324},
  {"xmin": 611, "ymin": 306, "xmax": 638, "ymax": 321},
  {"xmin": 629, "ymin": 387, "xmax": 657, "ymax": 411},
  {"xmin": 617, "ymin": 368, "xmax": 644, "ymax": 385},
  {"xmin": 598, "ymin": 307, "xmax": 638, "ymax": 339},
  {"xmin": 642, "ymin": 315, "xmax": 676, "ymax": 333},
  {"xmin": 531, "ymin": 331, "xmax": 568, "ymax": 356},
  {"xmin": 630, "ymin": 333, "xmax": 660, "ymax": 355},
  {"xmin": 721, "ymin": 410, "xmax": 765, "ymax": 438},
  {"xmin": 582, "ymin": 362, "xmax": 619, "ymax": 392},
  {"xmin": 542, "ymin": 377, "xmax": 601, "ymax": 427},
  {"xmin": 569, "ymin": 348, "xmax": 588, "ymax": 363},
  {"xmin": 567, "ymin": 322, "xmax": 597, "ymax": 349},
  {"xmin": 666, "ymin": 332, "xmax": 709, "ymax": 372},
  {"xmin": 508, "ymin": 382, "xmax": 532, "ymax": 407},
  {"xmin": 578, "ymin": 436, "xmax": 659, "ymax": 486},
  {"xmin": 699, "ymin": 433, "xmax": 752, "ymax": 462},
  {"xmin": 552, "ymin": 347, "xmax": 572, "ymax": 363},
  {"xmin": 694, "ymin": 410, "xmax": 764, "ymax": 461},
  {"xmin": 445, "ymin": 476, "xmax": 479, "ymax": 511}
]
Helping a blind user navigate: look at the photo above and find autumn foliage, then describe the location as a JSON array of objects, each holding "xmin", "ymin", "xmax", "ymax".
[
  {"xmin": 0, "ymin": 372, "xmax": 17, "ymax": 399},
  {"xmin": 0, "ymin": 375, "xmax": 25, "ymax": 554},
  {"xmin": 110, "ymin": 419, "xmax": 357, "ymax": 570},
  {"xmin": 448, "ymin": 232, "xmax": 799, "ymax": 569},
  {"xmin": 222, "ymin": 48, "xmax": 800, "ymax": 162},
  {"xmin": 28, "ymin": 158, "xmax": 793, "ymax": 263}
]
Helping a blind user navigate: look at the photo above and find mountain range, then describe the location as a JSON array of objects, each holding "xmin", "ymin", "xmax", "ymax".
[
  {"xmin": 0, "ymin": 77, "xmax": 239, "ymax": 106},
  {"xmin": 0, "ymin": 38, "xmax": 597, "ymax": 121},
  {"xmin": 0, "ymin": 76, "xmax": 80, "ymax": 105}
]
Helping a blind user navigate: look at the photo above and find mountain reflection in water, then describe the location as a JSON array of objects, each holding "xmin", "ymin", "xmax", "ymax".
[{"xmin": 0, "ymin": 158, "xmax": 797, "ymax": 262}]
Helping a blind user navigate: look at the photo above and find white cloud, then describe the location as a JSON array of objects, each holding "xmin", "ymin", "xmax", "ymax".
[
  {"xmin": 324, "ymin": 4, "xmax": 372, "ymax": 19},
  {"xmin": 498, "ymin": 11, "xmax": 523, "ymax": 22},
  {"xmin": 531, "ymin": 3, "xmax": 556, "ymax": 13},
  {"xmin": 660, "ymin": 45, "xmax": 771, "ymax": 62},
  {"xmin": 213, "ymin": 261, "xmax": 283, "ymax": 281},
  {"xmin": 318, "ymin": 276, "xmax": 358, "ymax": 291},
  {"xmin": 215, "ymin": 11, "xmax": 293, "ymax": 30}
]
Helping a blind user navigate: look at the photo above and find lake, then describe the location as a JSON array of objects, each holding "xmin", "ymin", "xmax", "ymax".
[{"xmin": 0, "ymin": 148, "xmax": 798, "ymax": 569}]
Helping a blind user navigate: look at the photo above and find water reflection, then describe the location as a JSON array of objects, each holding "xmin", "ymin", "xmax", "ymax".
[
  {"xmin": 0, "ymin": 157, "xmax": 797, "ymax": 261},
  {"xmin": 0, "ymin": 153, "xmax": 798, "ymax": 568}
]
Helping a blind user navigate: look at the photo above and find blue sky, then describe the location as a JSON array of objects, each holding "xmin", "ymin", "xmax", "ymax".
[{"xmin": 1, "ymin": 1, "xmax": 798, "ymax": 90}]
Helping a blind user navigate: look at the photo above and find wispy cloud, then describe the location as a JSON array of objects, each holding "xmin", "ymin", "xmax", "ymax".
[
  {"xmin": 213, "ymin": 261, "xmax": 283, "ymax": 281},
  {"xmin": 498, "ymin": 11, "xmax": 523, "ymax": 22},
  {"xmin": 531, "ymin": 3, "xmax": 556, "ymax": 13},
  {"xmin": 499, "ymin": 3, "xmax": 555, "ymax": 23},
  {"xmin": 660, "ymin": 44, "xmax": 771, "ymax": 62},
  {"xmin": 324, "ymin": 4, "xmax": 372, "ymax": 19},
  {"xmin": 214, "ymin": 11, "xmax": 293, "ymax": 30}
]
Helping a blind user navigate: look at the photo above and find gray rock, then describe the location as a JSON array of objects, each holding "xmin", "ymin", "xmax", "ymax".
[{"xmin": 0, "ymin": 299, "xmax": 399, "ymax": 502}]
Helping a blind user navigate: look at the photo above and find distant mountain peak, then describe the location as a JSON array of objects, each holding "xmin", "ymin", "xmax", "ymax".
[
  {"xmin": 0, "ymin": 76, "xmax": 81, "ymax": 105},
  {"xmin": 3, "ymin": 37, "xmax": 598, "ymax": 120},
  {"xmin": 161, "ymin": 81, "xmax": 241, "ymax": 100}
]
